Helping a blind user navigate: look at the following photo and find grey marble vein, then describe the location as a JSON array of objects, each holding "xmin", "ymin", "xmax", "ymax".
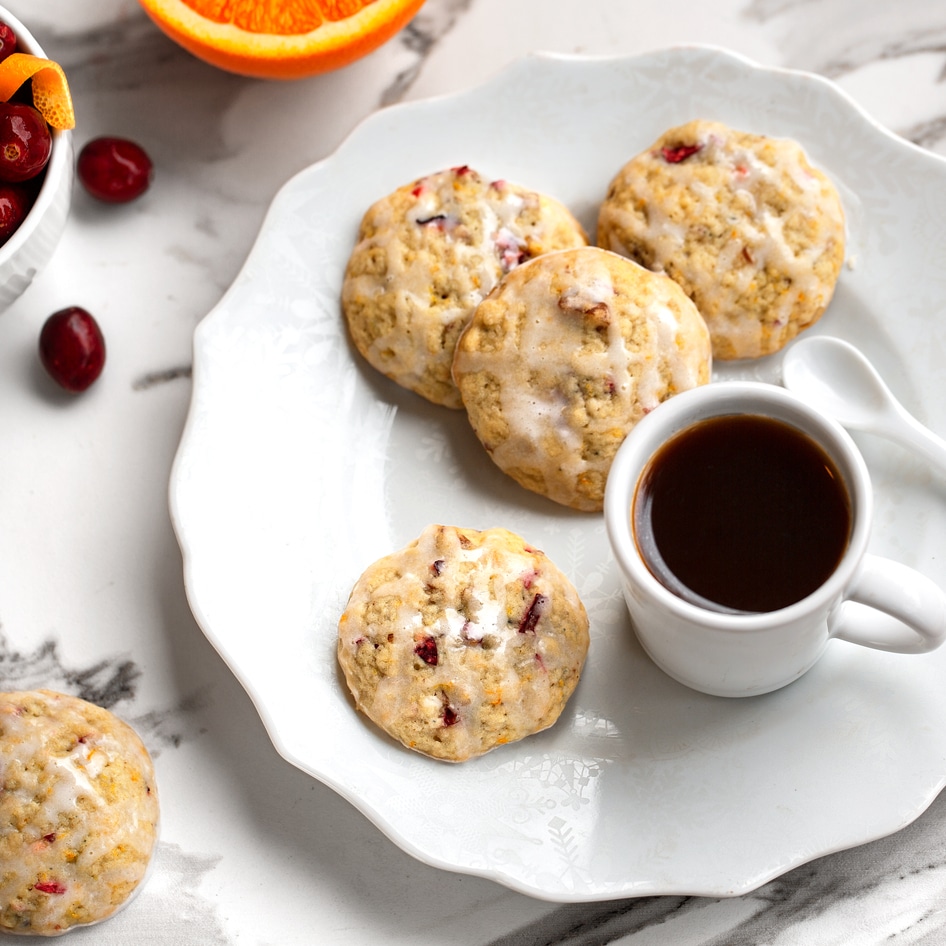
[
  {"xmin": 902, "ymin": 113, "xmax": 946, "ymax": 151},
  {"xmin": 380, "ymin": 0, "xmax": 475, "ymax": 105},
  {"xmin": 0, "ymin": 631, "xmax": 139, "ymax": 704},
  {"xmin": 744, "ymin": 0, "xmax": 946, "ymax": 79},
  {"xmin": 133, "ymin": 365, "xmax": 192, "ymax": 390},
  {"xmin": 0, "ymin": 631, "xmax": 206, "ymax": 757},
  {"xmin": 485, "ymin": 786, "xmax": 946, "ymax": 944}
]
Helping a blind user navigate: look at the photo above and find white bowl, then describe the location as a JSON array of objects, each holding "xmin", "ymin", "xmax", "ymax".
[{"xmin": 0, "ymin": 4, "xmax": 72, "ymax": 312}]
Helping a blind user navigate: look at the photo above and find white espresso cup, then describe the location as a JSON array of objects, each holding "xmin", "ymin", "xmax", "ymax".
[{"xmin": 604, "ymin": 381, "xmax": 946, "ymax": 697}]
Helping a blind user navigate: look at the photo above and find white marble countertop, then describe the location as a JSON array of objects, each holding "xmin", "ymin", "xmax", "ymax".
[{"xmin": 2, "ymin": 1, "xmax": 946, "ymax": 943}]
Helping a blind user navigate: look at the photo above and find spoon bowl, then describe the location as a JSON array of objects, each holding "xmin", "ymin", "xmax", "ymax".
[{"xmin": 781, "ymin": 335, "xmax": 946, "ymax": 475}]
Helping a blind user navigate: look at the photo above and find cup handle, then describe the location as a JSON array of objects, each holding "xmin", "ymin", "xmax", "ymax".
[{"xmin": 829, "ymin": 553, "xmax": 946, "ymax": 654}]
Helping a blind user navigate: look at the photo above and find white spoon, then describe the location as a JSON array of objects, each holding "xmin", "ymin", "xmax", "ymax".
[{"xmin": 781, "ymin": 335, "xmax": 946, "ymax": 474}]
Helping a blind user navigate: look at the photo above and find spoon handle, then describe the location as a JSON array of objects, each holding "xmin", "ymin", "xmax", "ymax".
[{"xmin": 887, "ymin": 402, "xmax": 946, "ymax": 477}]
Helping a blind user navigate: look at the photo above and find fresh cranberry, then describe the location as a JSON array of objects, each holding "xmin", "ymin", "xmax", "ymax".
[
  {"xmin": 0, "ymin": 22, "xmax": 18, "ymax": 64},
  {"xmin": 77, "ymin": 137, "xmax": 153, "ymax": 203},
  {"xmin": 0, "ymin": 183, "xmax": 31, "ymax": 244},
  {"xmin": 0, "ymin": 103, "xmax": 51, "ymax": 183},
  {"xmin": 39, "ymin": 307, "xmax": 106, "ymax": 393}
]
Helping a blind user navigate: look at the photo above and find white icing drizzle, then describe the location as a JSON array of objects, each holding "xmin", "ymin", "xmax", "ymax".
[
  {"xmin": 604, "ymin": 122, "xmax": 844, "ymax": 357},
  {"xmin": 354, "ymin": 168, "xmax": 575, "ymax": 388},
  {"xmin": 339, "ymin": 525, "xmax": 587, "ymax": 761},
  {"xmin": 454, "ymin": 249, "xmax": 709, "ymax": 502},
  {"xmin": 0, "ymin": 692, "xmax": 159, "ymax": 935}
]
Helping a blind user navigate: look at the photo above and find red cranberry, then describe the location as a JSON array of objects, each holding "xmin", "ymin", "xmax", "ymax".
[
  {"xmin": 39, "ymin": 307, "xmax": 106, "ymax": 393},
  {"xmin": 0, "ymin": 22, "xmax": 17, "ymax": 64},
  {"xmin": 442, "ymin": 705, "xmax": 459, "ymax": 727},
  {"xmin": 0, "ymin": 103, "xmax": 52, "ymax": 183},
  {"xmin": 0, "ymin": 183, "xmax": 31, "ymax": 244},
  {"xmin": 77, "ymin": 137, "xmax": 153, "ymax": 203},
  {"xmin": 33, "ymin": 881, "xmax": 67, "ymax": 895},
  {"xmin": 517, "ymin": 593, "xmax": 547, "ymax": 634},
  {"xmin": 413, "ymin": 636, "xmax": 438, "ymax": 666},
  {"xmin": 659, "ymin": 143, "xmax": 703, "ymax": 164}
]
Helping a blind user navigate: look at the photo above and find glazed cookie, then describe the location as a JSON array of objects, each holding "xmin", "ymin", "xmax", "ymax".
[
  {"xmin": 0, "ymin": 690, "xmax": 159, "ymax": 936},
  {"xmin": 342, "ymin": 165, "xmax": 588, "ymax": 408},
  {"xmin": 597, "ymin": 120, "xmax": 846, "ymax": 359},
  {"xmin": 452, "ymin": 246, "xmax": 712, "ymax": 511},
  {"xmin": 337, "ymin": 524, "xmax": 589, "ymax": 762}
]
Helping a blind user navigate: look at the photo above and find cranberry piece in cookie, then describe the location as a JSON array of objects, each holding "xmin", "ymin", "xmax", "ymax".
[{"xmin": 660, "ymin": 142, "xmax": 703, "ymax": 163}]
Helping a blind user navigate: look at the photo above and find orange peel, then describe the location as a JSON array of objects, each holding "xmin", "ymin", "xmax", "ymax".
[{"xmin": 0, "ymin": 53, "xmax": 75, "ymax": 130}]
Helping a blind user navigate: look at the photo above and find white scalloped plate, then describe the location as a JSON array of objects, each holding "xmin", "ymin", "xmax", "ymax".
[{"xmin": 169, "ymin": 46, "xmax": 946, "ymax": 901}]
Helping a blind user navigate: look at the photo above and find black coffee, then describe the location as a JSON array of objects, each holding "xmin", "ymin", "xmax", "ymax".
[{"xmin": 633, "ymin": 414, "xmax": 852, "ymax": 613}]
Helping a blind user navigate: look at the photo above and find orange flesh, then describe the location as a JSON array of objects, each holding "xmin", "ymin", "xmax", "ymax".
[
  {"xmin": 181, "ymin": 0, "xmax": 378, "ymax": 33},
  {"xmin": 140, "ymin": 0, "xmax": 426, "ymax": 79}
]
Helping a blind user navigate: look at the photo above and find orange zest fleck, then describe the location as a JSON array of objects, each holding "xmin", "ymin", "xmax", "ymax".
[{"xmin": 0, "ymin": 53, "xmax": 75, "ymax": 130}]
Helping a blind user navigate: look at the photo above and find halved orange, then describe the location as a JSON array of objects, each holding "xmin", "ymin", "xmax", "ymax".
[
  {"xmin": 0, "ymin": 53, "xmax": 75, "ymax": 129},
  {"xmin": 137, "ymin": 0, "xmax": 428, "ymax": 80}
]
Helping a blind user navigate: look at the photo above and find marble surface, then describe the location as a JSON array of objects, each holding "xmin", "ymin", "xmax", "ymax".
[{"xmin": 2, "ymin": 1, "xmax": 946, "ymax": 943}]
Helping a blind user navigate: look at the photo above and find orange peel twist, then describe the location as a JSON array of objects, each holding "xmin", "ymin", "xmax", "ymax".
[{"xmin": 0, "ymin": 53, "xmax": 75, "ymax": 130}]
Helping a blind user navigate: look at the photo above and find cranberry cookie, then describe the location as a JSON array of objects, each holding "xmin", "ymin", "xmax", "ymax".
[
  {"xmin": 452, "ymin": 246, "xmax": 711, "ymax": 511},
  {"xmin": 597, "ymin": 120, "xmax": 845, "ymax": 359},
  {"xmin": 337, "ymin": 524, "xmax": 589, "ymax": 762},
  {"xmin": 342, "ymin": 165, "xmax": 587, "ymax": 408},
  {"xmin": 0, "ymin": 690, "xmax": 159, "ymax": 936}
]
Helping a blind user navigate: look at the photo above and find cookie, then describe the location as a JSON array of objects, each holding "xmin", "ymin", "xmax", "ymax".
[
  {"xmin": 452, "ymin": 246, "xmax": 712, "ymax": 511},
  {"xmin": 597, "ymin": 119, "xmax": 846, "ymax": 359},
  {"xmin": 337, "ymin": 524, "xmax": 589, "ymax": 762},
  {"xmin": 342, "ymin": 165, "xmax": 588, "ymax": 408},
  {"xmin": 0, "ymin": 690, "xmax": 159, "ymax": 936}
]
